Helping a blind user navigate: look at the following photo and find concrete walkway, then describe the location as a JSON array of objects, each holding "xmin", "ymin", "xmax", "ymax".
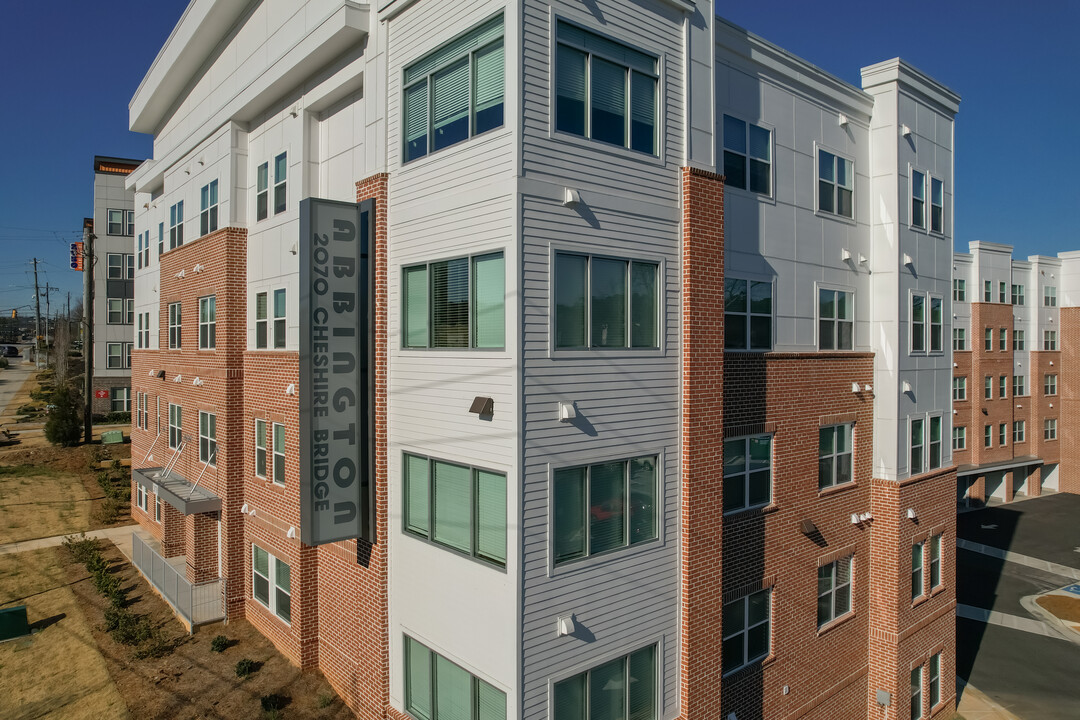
[
  {"xmin": 0, "ymin": 523, "xmax": 138, "ymax": 555},
  {"xmin": 958, "ymin": 680, "xmax": 1023, "ymax": 719},
  {"xmin": 959, "ymin": 538, "xmax": 1080, "ymax": 582}
]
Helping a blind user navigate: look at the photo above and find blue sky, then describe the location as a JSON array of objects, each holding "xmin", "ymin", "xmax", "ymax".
[{"xmin": 0, "ymin": 1, "xmax": 1075, "ymax": 315}]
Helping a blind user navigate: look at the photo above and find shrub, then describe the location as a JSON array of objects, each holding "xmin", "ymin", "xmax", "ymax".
[
  {"xmin": 261, "ymin": 694, "xmax": 288, "ymax": 712},
  {"xmin": 105, "ymin": 411, "xmax": 131, "ymax": 424},
  {"xmin": 84, "ymin": 552, "xmax": 108, "ymax": 575},
  {"xmin": 43, "ymin": 384, "xmax": 83, "ymax": 447},
  {"xmin": 93, "ymin": 497, "xmax": 121, "ymax": 525},
  {"xmin": 103, "ymin": 605, "xmax": 127, "ymax": 632},
  {"xmin": 111, "ymin": 611, "xmax": 153, "ymax": 646},
  {"xmin": 134, "ymin": 629, "xmax": 172, "ymax": 659},
  {"xmin": 92, "ymin": 566, "xmax": 121, "ymax": 597},
  {"xmin": 62, "ymin": 534, "xmax": 100, "ymax": 564},
  {"xmin": 235, "ymin": 658, "xmax": 259, "ymax": 678},
  {"xmin": 316, "ymin": 692, "xmax": 335, "ymax": 709},
  {"xmin": 210, "ymin": 634, "xmax": 229, "ymax": 653},
  {"xmin": 0, "ymin": 357, "xmax": 8, "ymax": 369}
]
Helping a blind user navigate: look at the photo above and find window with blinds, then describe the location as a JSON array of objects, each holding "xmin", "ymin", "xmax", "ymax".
[
  {"xmin": 403, "ymin": 15, "xmax": 504, "ymax": 163},
  {"xmin": 403, "ymin": 252, "xmax": 504, "ymax": 349},
  {"xmin": 405, "ymin": 636, "xmax": 506, "ymax": 720},
  {"xmin": 555, "ymin": 253, "xmax": 659, "ymax": 350},
  {"xmin": 553, "ymin": 455, "xmax": 657, "ymax": 565},
  {"xmin": 404, "ymin": 453, "xmax": 507, "ymax": 567},
  {"xmin": 555, "ymin": 20, "xmax": 659, "ymax": 156},
  {"xmin": 553, "ymin": 644, "xmax": 656, "ymax": 720}
]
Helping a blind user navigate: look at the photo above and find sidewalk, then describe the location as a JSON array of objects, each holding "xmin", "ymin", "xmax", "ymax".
[
  {"xmin": 958, "ymin": 680, "xmax": 1022, "ymax": 719},
  {"xmin": 0, "ymin": 523, "xmax": 138, "ymax": 555}
]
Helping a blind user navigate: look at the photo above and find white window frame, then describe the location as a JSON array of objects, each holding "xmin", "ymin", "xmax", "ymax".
[
  {"xmin": 125, "ymin": 210, "xmax": 135, "ymax": 237},
  {"xmin": 106, "ymin": 342, "xmax": 123, "ymax": 369},
  {"xmin": 199, "ymin": 296, "xmax": 216, "ymax": 350},
  {"xmin": 1013, "ymin": 375, "xmax": 1026, "ymax": 397},
  {"xmin": 254, "ymin": 288, "xmax": 287, "ymax": 350},
  {"xmin": 273, "ymin": 152, "xmax": 287, "ymax": 215},
  {"xmin": 168, "ymin": 302, "xmax": 181, "ymax": 349},
  {"xmin": 909, "ymin": 417, "xmax": 925, "ymax": 476},
  {"xmin": 251, "ymin": 544, "xmax": 291, "ymax": 625},
  {"xmin": 125, "ymin": 298, "xmax": 135, "ymax": 325},
  {"xmin": 910, "ymin": 168, "xmax": 927, "ymax": 230},
  {"xmin": 199, "ymin": 411, "xmax": 217, "ymax": 466},
  {"xmin": 1044, "ymin": 286, "xmax": 1057, "ymax": 307},
  {"xmin": 984, "ymin": 424, "xmax": 992, "ymax": 448},
  {"xmin": 136, "ymin": 482, "xmax": 148, "ymax": 511},
  {"xmin": 255, "ymin": 291, "xmax": 268, "ymax": 349},
  {"xmin": 107, "ymin": 298, "xmax": 123, "ymax": 325},
  {"xmin": 107, "ymin": 209, "xmax": 124, "ymax": 236},
  {"xmin": 952, "ymin": 426, "xmax": 966, "ymax": 451},
  {"xmin": 911, "ymin": 665, "xmax": 924, "ymax": 720},
  {"xmin": 169, "ymin": 201, "xmax": 184, "ymax": 249},
  {"xmin": 909, "ymin": 292, "xmax": 941, "ymax": 355},
  {"xmin": 722, "ymin": 113, "xmax": 773, "ymax": 197},
  {"xmin": 930, "ymin": 177, "xmax": 944, "ymax": 234},
  {"xmin": 110, "ymin": 387, "xmax": 131, "ymax": 413},
  {"xmin": 818, "ymin": 287, "xmax": 854, "ymax": 351},
  {"xmin": 999, "ymin": 327, "xmax": 1007, "ymax": 352},
  {"xmin": 816, "ymin": 145, "xmax": 855, "ymax": 220},
  {"xmin": 1013, "ymin": 420, "xmax": 1025, "ymax": 444},
  {"xmin": 817, "ymin": 555, "xmax": 853, "ymax": 627},
  {"xmin": 168, "ymin": 403, "xmax": 182, "ymax": 449},
  {"xmin": 273, "ymin": 288, "xmax": 286, "ymax": 348},
  {"xmin": 1044, "ymin": 330, "xmax": 1058, "ymax": 351},
  {"xmin": 1045, "ymin": 418, "xmax": 1058, "ymax": 441},
  {"xmin": 928, "ymin": 653, "xmax": 941, "ymax": 710},
  {"xmin": 999, "ymin": 282, "xmax": 1007, "ymax": 304},
  {"xmin": 952, "ymin": 328, "xmax": 966, "ymax": 351},
  {"xmin": 999, "ymin": 375, "xmax": 1007, "ymax": 399},
  {"xmin": 272, "ymin": 422, "xmax": 285, "ymax": 486},
  {"xmin": 106, "ymin": 252, "xmax": 123, "ymax": 279},
  {"xmin": 722, "ymin": 588, "xmax": 771, "ymax": 675},
  {"xmin": 155, "ymin": 496, "xmax": 162, "ymax": 523},
  {"xmin": 256, "ymin": 161, "xmax": 269, "ymax": 221},
  {"xmin": 952, "ymin": 377, "xmax": 966, "ymax": 402},
  {"xmin": 200, "ymin": 179, "xmax": 219, "ymax": 236},
  {"xmin": 983, "ymin": 280, "xmax": 992, "ymax": 303},
  {"xmin": 818, "ymin": 424, "xmax": 853, "ymax": 490},
  {"xmin": 999, "ymin": 423, "xmax": 1007, "ymax": 447},
  {"xmin": 911, "ymin": 540, "xmax": 925, "ymax": 600},
  {"xmin": 1011, "ymin": 284, "xmax": 1025, "ymax": 306},
  {"xmin": 983, "ymin": 375, "xmax": 992, "ymax": 400},
  {"xmin": 255, "ymin": 419, "xmax": 268, "ymax": 479},
  {"xmin": 1013, "ymin": 329, "xmax": 1025, "ymax": 351},
  {"xmin": 1045, "ymin": 373, "xmax": 1058, "ymax": 396},
  {"xmin": 952, "ymin": 279, "xmax": 966, "ymax": 302},
  {"xmin": 984, "ymin": 327, "xmax": 992, "ymax": 351}
]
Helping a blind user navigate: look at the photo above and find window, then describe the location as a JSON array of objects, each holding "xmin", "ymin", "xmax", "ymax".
[
  {"xmin": 107, "ymin": 298, "xmax": 123, "ymax": 324},
  {"xmin": 255, "ymin": 292, "xmax": 268, "ymax": 348},
  {"xmin": 256, "ymin": 162, "xmax": 269, "ymax": 221},
  {"xmin": 155, "ymin": 497, "xmax": 162, "ymax": 523},
  {"xmin": 983, "ymin": 281, "xmax": 992, "ymax": 303},
  {"xmin": 819, "ymin": 289, "xmax": 854, "ymax": 350},
  {"xmin": 1013, "ymin": 376, "xmax": 1026, "ymax": 397},
  {"xmin": 106, "ymin": 342, "xmax": 123, "ymax": 369},
  {"xmin": 952, "ymin": 426, "xmax": 966, "ymax": 451},
  {"xmin": 168, "ymin": 404, "xmax": 182, "ymax": 449},
  {"xmin": 818, "ymin": 424, "xmax": 853, "ymax": 490},
  {"xmin": 107, "ymin": 209, "xmax": 124, "ymax": 235},
  {"xmin": 998, "ymin": 328, "xmax": 1006, "ymax": 352},
  {"xmin": 984, "ymin": 328, "xmax": 992, "ymax": 351},
  {"xmin": 200, "ymin": 179, "xmax": 218, "ymax": 236},
  {"xmin": 1045, "ymin": 374, "xmax": 1057, "ymax": 396},
  {"xmin": 107, "ymin": 253, "xmax": 123, "ymax": 279},
  {"xmin": 724, "ymin": 435, "xmax": 771, "ymax": 513},
  {"xmin": 273, "ymin": 289, "xmax": 286, "ymax": 348},
  {"xmin": 952, "ymin": 328, "xmax": 966, "ymax": 351},
  {"xmin": 930, "ymin": 177, "xmax": 944, "ymax": 233},
  {"xmin": 910, "ymin": 418, "xmax": 924, "ymax": 476},
  {"xmin": 158, "ymin": 222, "xmax": 164, "ymax": 256},
  {"xmin": 555, "ymin": 20, "xmax": 657, "ymax": 155},
  {"xmin": 910, "ymin": 665, "xmax": 923, "ymax": 720},
  {"xmin": 929, "ymin": 534, "xmax": 942, "ymax": 591},
  {"xmin": 999, "ymin": 375, "xmax": 1007, "ymax": 399},
  {"xmin": 911, "ymin": 541, "xmax": 924, "ymax": 599},
  {"xmin": 137, "ymin": 233, "xmax": 143, "ymax": 270},
  {"xmin": 983, "ymin": 376, "xmax": 992, "ymax": 400},
  {"xmin": 405, "ymin": 16, "xmax": 506, "ymax": 162},
  {"xmin": 125, "ymin": 210, "xmax": 135, "ymax": 236},
  {"xmin": 1013, "ymin": 330, "xmax": 1025, "ymax": 351},
  {"xmin": 137, "ymin": 482, "xmax": 147, "ymax": 511},
  {"xmin": 952, "ymin": 377, "xmax": 966, "ymax": 401},
  {"xmin": 930, "ymin": 297, "xmax": 942, "ymax": 352},
  {"xmin": 552, "ymin": 456, "xmax": 657, "ymax": 565},
  {"xmin": 199, "ymin": 412, "xmax": 217, "ymax": 465},
  {"xmin": 404, "ymin": 253, "xmax": 506, "ymax": 349},
  {"xmin": 555, "ymin": 253, "xmax": 658, "ymax": 350},
  {"xmin": 999, "ymin": 423, "xmax": 1007, "ymax": 446},
  {"xmin": 136, "ymin": 313, "xmax": 143, "ymax": 348},
  {"xmin": 168, "ymin": 303, "xmax": 181, "ymax": 349},
  {"xmin": 723, "ymin": 115, "xmax": 771, "ymax": 194},
  {"xmin": 1011, "ymin": 284, "xmax": 1025, "ymax": 306},
  {"xmin": 818, "ymin": 556, "xmax": 853, "ymax": 627},
  {"xmin": 143, "ymin": 230, "xmax": 150, "ymax": 267},
  {"xmin": 1045, "ymin": 418, "xmax": 1057, "ymax": 440},
  {"xmin": 725, "ymin": 278, "xmax": 772, "ymax": 350},
  {"xmin": 273, "ymin": 423, "xmax": 285, "ymax": 485},
  {"xmin": 273, "ymin": 152, "xmax": 287, "ymax": 215},
  {"xmin": 952, "ymin": 279, "xmax": 966, "ymax": 302},
  {"xmin": 405, "ymin": 454, "xmax": 508, "ymax": 567},
  {"xmin": 722, "ymin": 589, "xmax": 770, "ymax": 674},
  {"xmin": 911, "ymin": 170, "xmax": 926, "ymax": 229},
  {"xmin": 126, "ymin": 253, "xmax": 135, "ymax": 279},
  {"xmin": 169, "ymin": 201, "xmax": 184, "ymax": 249},
  {"xmin": 1013, "ymin": 420, "xmax": 1025, "ymax": 444},
  {"xmin": 125, "ymin": 342, "xmax": 133, "ymax": 369},
  {"xmin": 405, "ymin": 636, "xmax": 507, "ymax": 720},
  {"xmin": 1044, "ymin": 286, "xmax": 1057, "ymax": 307},
  {"xmin": 928, "ymin": 416, "xmax": 942, "ymax": 471},
  {"xmin": 255, "ymin": 419, "xmax": 268, "ymax": 479},
  {"xmin": 928, "ymin": 653, "xmax": 941, "ymax": 709},
  {"xmin": 1044, "ymin": 330, "xmax": 1057, "ymax": 351},
  {"xmin": 252, "ymin": 545, "xmax": 291, "ymax": 624},
  {"xmin": 141, "ymin": 312, "xmax": 150, "ymax": 348},
  {"xmin": 984, "ymin": 424, "xmax": 991, "ymax": 448},
  {"xmin": 110, "ymin": 387, "xmax": 130, "ymax": 413},
  {"xmin": 554, "ymin": 645, "xmax": 655, "ymax": 720},
  {"xmin": 125, "ymin": 298, "xmax": 135, "ymax": 325},
  {"xmin": 999, "ymin": 282, "xmax": 1006, "ymax": 304},
  {"xmin": 199, "ymin": 296, "xmax": 216, "ymax": 349},
  {"xmin": 818, "ymin": 149, "xmax": 854, "ymax": 218}
]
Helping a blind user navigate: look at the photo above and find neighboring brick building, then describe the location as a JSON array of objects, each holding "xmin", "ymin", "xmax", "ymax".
[{"xmin": 123, "ymin": 2, "xmax": 985, "ymax": 719}]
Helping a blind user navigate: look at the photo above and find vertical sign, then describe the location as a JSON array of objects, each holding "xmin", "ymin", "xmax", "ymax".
[
  {"xmin": 70, "ymin": 242, "xmax": 84, "ymax": 271},
  {"xmin": 299, "ymin": 198, "xmax": 375, "ymax": 545}
]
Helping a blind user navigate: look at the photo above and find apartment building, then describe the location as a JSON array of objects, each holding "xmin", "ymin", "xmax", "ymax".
[
  {"xmin": 88, "ymin": 156, "xmax": 140, "ymax": 415},
  {"xmin": 126, "ymin": 2, "xmax": 961, "ymax": 719},
  {"xmin": 952, "ymin": 244, "xmax": 1080, "ymax": 505}
]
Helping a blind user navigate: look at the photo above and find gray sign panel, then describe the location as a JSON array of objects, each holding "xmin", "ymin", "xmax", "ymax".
[{"xmin": 299, "ymin": 198, "xmax": 375, "ymax": 546}]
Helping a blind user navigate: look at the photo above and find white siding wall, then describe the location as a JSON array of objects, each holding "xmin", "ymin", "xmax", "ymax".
[{"xmin": 94, "ymin": 172, "xmax": 135, "ymax": 380}]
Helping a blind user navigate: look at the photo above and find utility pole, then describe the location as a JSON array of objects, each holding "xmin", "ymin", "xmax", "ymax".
[
  {"xmin": 83, "ymin": 225, "xmax": 95, "ymax": 444},
  {"xmin": 32, "ymin": 258, "xmax": 41, "ymax": 369},
  {"xmin": 44, "ymin": 282, "xmax": 51, "ymax": 371}
]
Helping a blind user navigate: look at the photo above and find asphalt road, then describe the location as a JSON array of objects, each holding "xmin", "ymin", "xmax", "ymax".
[
  {"xmin": 957, "ymin": 494, "xmax": 1080, "ymax": 719},
  {"xmin": 0, "ymin": 355, "xmax": 34, "ymax": 419}
]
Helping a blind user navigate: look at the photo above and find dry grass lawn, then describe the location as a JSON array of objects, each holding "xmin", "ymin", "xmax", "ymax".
[
  {"xmin": 0, "ymin": 465, "xmax": 92, "ymax": 544},
  {"xmin": 0, "ymin": 548, "xmax": 128, "ymax": 720}
]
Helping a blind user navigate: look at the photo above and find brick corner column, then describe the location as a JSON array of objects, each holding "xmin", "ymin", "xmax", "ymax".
[
  {"xmin": 1059, "ymin": 307, "xmax": 1080, "ymax": 494},
  {"xmin": 678, "ymin": 167, "xmax": 726, "ymax": 720}
]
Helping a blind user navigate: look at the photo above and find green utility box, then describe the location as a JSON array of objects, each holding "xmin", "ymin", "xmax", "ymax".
[
  {"xmin": 0, "ymin": 605, "xmax": 30, "ymax": 642},
  {"xmin": 100, "ymin": 430, "xmax": 124, "ymax": 445}
]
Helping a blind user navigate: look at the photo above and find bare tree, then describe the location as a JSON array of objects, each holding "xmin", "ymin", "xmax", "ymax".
[{"xmin": 52, "ymin": 312, "xmax": 73, "ymax": 386}]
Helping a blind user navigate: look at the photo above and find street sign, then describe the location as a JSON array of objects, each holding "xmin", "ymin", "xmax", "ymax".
[{"xmin": 69, "ymin": 242, "xmax": 84, "ymax": 271}]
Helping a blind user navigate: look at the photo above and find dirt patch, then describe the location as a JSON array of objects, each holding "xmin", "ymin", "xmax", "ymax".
[
  {"xmin": 62, "ymin": 543, "xmax": 354, "ymax": 720},
  {"xmin": 0, "ymin": 548, "xmax": 129, "ymax": 720},
  {"xmin": 1037, "ymin": 593, "xmax": 1080, "ymax": 624}
]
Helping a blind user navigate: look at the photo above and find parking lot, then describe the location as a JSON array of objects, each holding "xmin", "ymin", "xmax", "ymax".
[{"xmin": 957, "ymin": 493, "xmax": 1080, "ymax": 719}]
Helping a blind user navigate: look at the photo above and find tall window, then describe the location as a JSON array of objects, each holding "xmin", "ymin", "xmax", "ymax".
[
  {"xmin": 819, "ymin": 289, "xmax": 854, "ymax": 350},
  {"xmin": 107, "ymin": 298, "xmax": 124, "ymax": 324},
  {"xmin": 818, "ymin": 149, "xmax": 854, "ymax": 218},
  {"xmin": 723, "ymin": 115, "xmax": 771, "ymax": 194},
  {"xmin": 136, "ymin": 481, "xmax": 147, "ymax": 511},
  {"xmin": 106, "ymin": 342, "xmax": 123, "ymax": 369},
  {"xmin": 125, "ymin": 210, "xmax": 135, "ymax": 236},
  {"xmin": 952, "ymin": 279, "xmax": 966, "ymax": 302},
  {"xmin": 1044, "ymin": 286, "xmax": 1057, "ymax": 307},
  {"xmin": 141, "ymin": 312, "xmax": 150, "ymax": 348},
  {"xmin": 911, "ymin": 295, "xmax": 925, "ymax": 353},
  {"xmin": 256, "ymin": 161, "xmax": 269, "ymax": 221},
  {"xmin": 1011, "ymin": 284, "xmax": 1025, "ymax": 306},
  {"xmin": 200, "ymin": 179, "xmax": 218, "ymax": 236},
  {"xmin": 199, "ymin": 411, "xmax": 217, "ymax": 465},
  {"xmin": 137, "ymin": 233, "xmax": 144, "ymax": 270},
  {"xmin": 273, "ymin": 423, "xmax": 285, "ymax": 485},
  {"xmin": 552, "ymin": 455, "xmax": 657, "ymax": 565},
  {"xmin": 910, "ymin": 666, "xmax": 923, "ymax": 720},
  {"xmin": 405, "ymin": 253, "xmax": 505, "ymax": 349},
  {"xmin": 999, "ymin": 282, "xmax": 1007, "ymax": 304},
  {"xmin": 999, "ymin": 375, "xmax": 1007, "ymax": 399},
  {"xmin": 168, "ymin": 303, "xmax": 181, "ymax": 349},
  {"xmin": 724, "ymin": 435, "xmax": 771, "ymax": 513},
  {"xmin": 817, "ymin": 556, "xmax": 853, "ymax": 627},
  {"xmin": 999, "ymin": 423, "xmax": 1007, "ymax": 446},
  {"xmin": 1013, "ymin": 375, "xmax": 1026, "ymax": 397},
  {"xmin": 1044, "ymin": 330, "xmax": 1058, "ymax": 351},
  {"xmin": 984, "ymin": 328, "xmax": 992, "ymax": 351},
  {"xmin": 911, "ymin": 541, "xmax": 925, "ymax": 599},
  {"xmin": 983, "ymin": 281, "xmax": 992, "ymax": 303},
  {"xmin": 405, "ymin": 636, "xmax": 507, "ymax": 720},
  {"xmin": 553, "ymin": 645, "xmax": 655, "ymax": 720},
  {"xmin": 107, "ymin": 209, "xmax": 124, "ymax": 235},
  {"xmin": 1013, "ymin": 330, "xmax": 1025, "ymax": 351},
  {"xmin": 952, "ymin": 426, "xmax": 966, "ymax": 451},
  {"xmin": 255, "ymin": 292, "xmax": 268, "ymax": 348},
  {"xmin": 928, "ymin": 653, "xmax": 941, "ymax": 710},
  {"xmin": 818, "ymin": 424, "xmax": 853, "ymax": 489},
  {"xmin": 199, "ymin": 296, "xmax": 216, "ymax": 349},
  {"xmin": 252, "ymin": 545, "xmax": 291, "ymax": 624},
  {"xmin": 404, "ymin": 16, "xmax": 506, "ymax": 162},
  {"xmin": 110, "ymin": 387, "xmax": 131, "ymax": 413},
  {"xmin": 169, "ymin": 201, "xmax": 184, "ymax": 249},
  {"xmin": 952, "ymin": 328, "xmax": 966, "ymax": 351},
  {"xmin": 911, "ymin": 170, "xmax": 926, "ymax": 229},
  {"xmin": 930, "ymin": 177, "xmax": 944, "ymax": 233},
  {"xmin": 125, "ymin": 299, "xmax": 135, "ymax": 325},
  {"xmin": 158, "ymin": 222, "xmax": 164, "ymax": 256},
  {"xmin": 952, "ymin": 377, "xmax": 966, "ymax": 401},
  {"xmin": 168, "ymin": 404, "xmax": 182, "ymax": 449},
  {"xmin": 910, "ymin": 418, "xmax": 924, "ymax": 475},
  {"xmin": 999, "ymin": 327, "xmax": 1006, "ymax": 352},
  {"xmin": 724, "ymin": 278, "xmax": 772, "ymax": 350},
  {"xmin": 255, "ymin": 289, "xmax": 287, "ymax": 349},
  {"xmin": 984, "ymin": 424, "xmax": 992, "ymax": 448},
  {"xmin": 928, "ymin": 416, "xmax": 942, "ymax": 471},
  {"xmin": 930, "ymin": 297, "xmax": 942, "ymax": 352},
  {"xmin": 555, "ymin": 20, "xmax": 657, "ymax": 155},
  {"xmin": 273, "ymin": 289, "xmax": 286, "ymax": 348},
  {"xmin": 255, "ymin": 419, "xmax": 268, "ymax": 478},
  {"xmin": 273, "ymin": 152, "xmax": 287, "ymax": 215},
  {"xmin": 722, "ymin": 589, "xmax": 770, "ymax": 674},
  {"xmin": 1045, "ymin": 374, "xmax": 1058, "ymax": 396},
  {"xmin": 930, "ymin": 534, "xmax": 942, "ymax": 590},
  {"xmin": 553, "ymin": 253, "xmax": 659, "ymax": 350},
  {"xmin": 1045, "ymin": 418, "xmax": 1057, "ymax": 440},
  {"xmin": 107, "ymin": 253, "xmax": 124, "ymax": 279},
  {"xmin": 983, "ymin": 376, "xmax": 992, "ymax": 400},
  {"xmin": 404, "ymin": 454, "xmax": 507, "ymax": 567},
  {"xmin": 1013, "ymin": 420, "xmax": 1025, "ymax": 444}
]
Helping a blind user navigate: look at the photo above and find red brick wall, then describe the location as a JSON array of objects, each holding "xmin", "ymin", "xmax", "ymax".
[
  {"xmin": 720, "ymin": 353, "xmax": 874, "ymax": 720},
  {"xmin": 968, "ymin": 303, "xmax": 1014, "ymax": 466},
  {"xmin": 951, "ymin": 350, "xmax": 972, "ymax": 467},
  {"xmin": 1060, "ymin": 308, "xmax": 1080, "ymax": 493},
  {"xmin": 678, "ymin": 167, "xmax": 725, "ymax": 720}
]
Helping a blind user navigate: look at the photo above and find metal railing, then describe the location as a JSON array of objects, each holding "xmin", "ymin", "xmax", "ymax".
[{"xmin": 131, "ymin": 533, "xmax": 225, "ymax": 629}]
